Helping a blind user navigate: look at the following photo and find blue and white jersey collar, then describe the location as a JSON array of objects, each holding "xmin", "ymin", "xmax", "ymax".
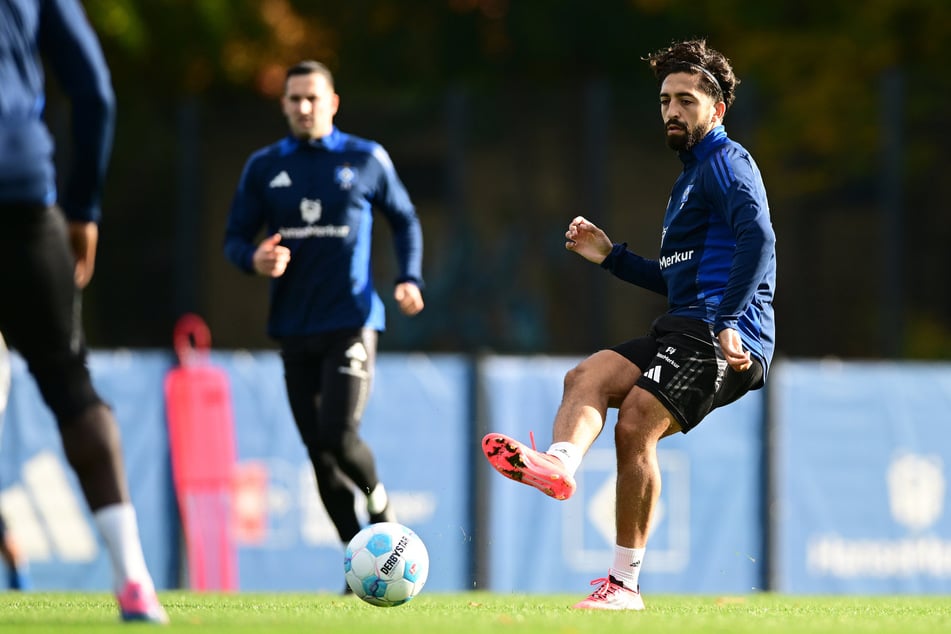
[
  {"xmin": 279, "ymin": 126, "xmax": 344, "ymax": 155},
  {"xmin": 679, "ymin": 125, "xmax": 728, "ymax": 165}
]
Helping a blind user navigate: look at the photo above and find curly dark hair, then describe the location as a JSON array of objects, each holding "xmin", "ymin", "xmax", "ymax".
[{"xmin": 645, "ymin": 39, "xmax": 739, "ymax": 111}]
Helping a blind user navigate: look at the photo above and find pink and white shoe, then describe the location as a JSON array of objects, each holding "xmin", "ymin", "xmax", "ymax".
[
  {"xmin": 481, "ymin": 433, "xmax": 576, "ymax": 500},
  {"xmin": 116, "ymin": 580, "xmax": 169, "ymax": 624},
  {"xmin": 572, "ymin": 576, "xmax": 645, "ymax": 611}
]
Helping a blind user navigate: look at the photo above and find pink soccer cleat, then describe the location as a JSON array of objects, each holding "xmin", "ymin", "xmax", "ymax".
[
  {"xmin": 572, "ymin": 576, "xmax": 645, "ymax": 610},
  {"xmin": 116, "ymin": 580, "xmax": 169, "ymax": 624},
  {"xmin": 481, "ymin": 433, "xmax": 576, "ymax": 500}
]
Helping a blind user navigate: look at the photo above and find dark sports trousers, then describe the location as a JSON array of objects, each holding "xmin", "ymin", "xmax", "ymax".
[
  {"xmin": 611, "ymin": 314, "xmax": 764, "ymax": 433},
  {"xmin": 279, "ymin": 327, "xmax": 381, "ymax": 542},
  {"xmin": 0, "ymin": 204, "xmax": 101, "ymax": 424}
]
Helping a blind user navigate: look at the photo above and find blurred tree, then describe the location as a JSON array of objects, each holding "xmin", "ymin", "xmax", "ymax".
[
  {"xmin": 69, "ymin": 0, "xmax": 951, "ymax": 358},
  {"xmin": 81, "ymin": 0, "xmax": 951, "ymax": 195}
]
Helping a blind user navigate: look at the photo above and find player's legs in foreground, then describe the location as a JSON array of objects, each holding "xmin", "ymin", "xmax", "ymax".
[
  {"xmin": 2, "ymin": 208, "xmax": 166, "ymax": 622},
  {"xmin": 61, "ymin": 404, "xmax": 169, "ymax": 624},
  {"xmin": 574, "ymin": 386, "xmax": 678, "ymax": 611},
  {"xmin": 482, "ymin": 350, "xmax": 637, "ymax": 499}
]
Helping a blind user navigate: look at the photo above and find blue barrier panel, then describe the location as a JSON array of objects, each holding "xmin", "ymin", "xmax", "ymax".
[
  {"xmin": 221, "ymin": 351, "xmax": 472, "ymax": 592},
  {"xmin": 480, "ymin": 355, "xmax": 764, "ymax": 594},
  {"xmin": 0, "ymin": 351, "xmax": 179, "ymax": 590},
  {"xmin": 1, "ymin": 349, "xmax": 472, "ymax": 593},
  {"xmin": 772, "ymin": 360, "xmax": 951, "ymax": 594}
]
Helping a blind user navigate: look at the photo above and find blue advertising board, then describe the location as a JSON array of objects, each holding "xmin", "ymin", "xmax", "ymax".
[
  {"xmin": 0, "ymin": 351, "xmax": 179, "ymax": 590},
  {"xmin": 221, "ymin": 351, "xmax": 473, "ymax": 593},
  {"xmin": 11, "ymin": 351, "xmax": 949, "ymax": 596},
  {"xmin": 772, "ymin": 360, "xmax": 951, "ymax": 594},
  {"xmin": 479, "ymin": 355, "xmax": 765, "ymax": 595},
  {"xmin": 0, "ymin": 350, "xmax": 472, "ymax": 592}
]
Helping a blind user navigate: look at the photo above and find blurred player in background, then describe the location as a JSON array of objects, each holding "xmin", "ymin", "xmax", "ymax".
[
  {"xmin": 0, "ymin": 0, "xmax": 167, "ymax": 622},
  {"xmin": 483, "ymin": 39, "xmax": 776, "ymax": 610},
  {"xmin": 0, "ymin": 333, "xmax": 32, "ymax": 591},
  {"xmin": 224, "ymin": 60, "xmax": 424, "ymax": 584}
]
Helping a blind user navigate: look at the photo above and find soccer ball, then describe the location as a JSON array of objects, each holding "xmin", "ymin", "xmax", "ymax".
[{"xmin": 344, "ymin": 522, "xmax": 429, "ymax": 607}]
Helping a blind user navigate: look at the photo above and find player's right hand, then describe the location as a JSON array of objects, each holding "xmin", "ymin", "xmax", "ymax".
[
  {"xmin": 395, "ymin": 282, "xmax": 424, "ymax": 316},
  {"xmin": 253, "ymin": 233, "xmax": 291, "ymax": 277},
  {"xmin": 718, "ymin": 328, "xmax": 752, "ymax": 372},
  {"xmin": 565, "ymin": 215, "xmax": 613, "ymax": 264},
  {"xmin": 69, "ymin": 220, "xmax": 99, "ymax": 289}
]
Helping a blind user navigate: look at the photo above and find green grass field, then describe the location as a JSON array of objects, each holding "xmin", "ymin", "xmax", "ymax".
[{"xmin": 1, "ymin": 592, "xmax": 950, "ymax": 634}]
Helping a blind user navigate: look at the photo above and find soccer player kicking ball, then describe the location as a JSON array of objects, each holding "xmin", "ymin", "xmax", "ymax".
[{"xmin": 483, "ymin": 39, "xmax": 776, "ymax": 611}]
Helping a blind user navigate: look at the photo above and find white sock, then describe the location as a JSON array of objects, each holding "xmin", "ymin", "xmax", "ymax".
[
  {"xmin": 546, "ymin": 441, "xmax": 582, "ymax": 477},
  {"xmin": 609, "ymin": 545, "xmax": 645, "ymax": 589},
  {"xmin": 367, "ymin": 483, "xmax": 389, "ymax": 514},
  {"xmin": 93, "ymin": 503, "xmax": 153, "ymax": 592}
]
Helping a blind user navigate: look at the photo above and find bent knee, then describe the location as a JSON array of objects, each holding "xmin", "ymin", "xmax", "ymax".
[
  {"xmin": 563, "ymin": 363, "xmax": 594, "ymax": 393},
  {"xmin": 624, "ymin": 387, "xmax": 668, "ymax": 419},
  {"xmin": 615, "ymin": 388, "xmax": 676, "ymax": 444},
  {"xmin": 564, "ymin": 351, "xmax": 637, "ymax": 401}
]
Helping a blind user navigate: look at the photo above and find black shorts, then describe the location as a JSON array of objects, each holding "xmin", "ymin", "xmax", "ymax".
[
  {"xmin": 0, "ymin": 204, "xmax": 102, "ymax": 424},
  {"xmin": 611, "ymin": 314, "xmax": 764, "ymax": 433},
  {"xmin": 278, "ymin": 327, "xmax": 377, "ymax": 447}
]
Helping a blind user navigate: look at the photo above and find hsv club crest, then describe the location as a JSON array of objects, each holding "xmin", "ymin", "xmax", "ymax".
[{"xmin": 300, "ymin": 198, "xmax": 322, "ymax": 224}]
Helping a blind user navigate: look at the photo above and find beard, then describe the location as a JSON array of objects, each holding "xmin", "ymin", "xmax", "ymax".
[{"xmin": 665, "ymin": 121, "xmax": 708, "ymax": 152}]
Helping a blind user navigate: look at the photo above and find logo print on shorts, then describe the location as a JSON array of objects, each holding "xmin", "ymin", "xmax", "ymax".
[
  {"xmin": 645, "ymin": 365, "xmax": 663, "ymax": 383},
  {"xmin": 345, "ymin": 342, "xmax": 368, "ymax": 372}
]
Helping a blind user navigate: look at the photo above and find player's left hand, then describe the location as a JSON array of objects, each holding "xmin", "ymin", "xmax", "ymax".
[
  {"xmin": 68, "ymin": 220, "xmax": 99, "ymax": 289},
  {"xmin": 395, "ymin": 282, "xmax": 424, "ymax": 316},
  {"xmin": 565, "ymin": 215, "xmax": 613, "ymax": 264},
  {"xmin": 718, "ymin": 328, "xmax": 752, "ymax": 372}
]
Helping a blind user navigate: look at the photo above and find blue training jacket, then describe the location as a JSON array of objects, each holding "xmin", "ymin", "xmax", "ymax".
[
  {"xmin": 600, "ymin": 125, "xmax": 776, "ymax": 377},
  {"xmin": 224, "ymin": 127, "xmax": 424, "ymax": 338},
  {"xmin": 0, "ymin": 0, "xmax": 115, "ymax": 223}
]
